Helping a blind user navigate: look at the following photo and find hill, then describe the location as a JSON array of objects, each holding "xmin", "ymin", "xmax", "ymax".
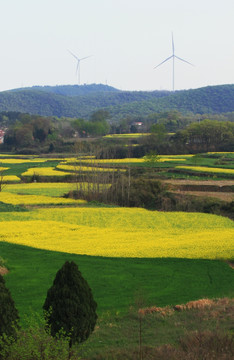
[
  {"xmin": 11, "ymin": 83, "xmax": 120, "ymax": 96},
  {"xmin": 0, "ymin": 84, "xmax": 234, "ymax": 120}
]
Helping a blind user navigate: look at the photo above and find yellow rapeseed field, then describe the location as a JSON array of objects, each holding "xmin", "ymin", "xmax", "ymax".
[
  {"xmin": 72, "ymin": 157, "xmax": 188, "ymax": 164},
  {"xmin": 56, "ymin": 164, "xmax": 119, "ymax": 172},
  {"xmin": 0, "ymin": 192, "xmax": 86, "ymax": 205},
  {"xmin": 0, "ymin": 158, "xmax": 50, "ymax": 164},
  {"xmin": 104, "ymin": 133, "xmax": 150, "ymax": 138},
  {"xmin": 0, "ymin": 207, "xmax": 233, "ymax": 259},
  {"xmin": 21, "ymin": 167, "xmax": 74, "ymax": 177},
  {"xmin": 1, "ymin": 176, "xmax": 21, "ymax": 182},
  {"xmin": 176, "ymin": 166, "xmax": 234, "ymax": 174}
]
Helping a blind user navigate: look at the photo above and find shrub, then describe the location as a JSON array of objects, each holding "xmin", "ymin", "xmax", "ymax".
[{"xmin": 0, "ymin": 313, "xmax": 82, "ymax": 360}]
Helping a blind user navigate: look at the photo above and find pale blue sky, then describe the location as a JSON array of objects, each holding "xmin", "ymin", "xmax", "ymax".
[{"xmin": 0, "ymin": 0, "xmax": 233, "ymax": 91}]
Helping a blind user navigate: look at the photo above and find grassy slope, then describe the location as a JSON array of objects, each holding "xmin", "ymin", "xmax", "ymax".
[
  {"xmin": 3, "ymin": 160, "xmax": 60, "ymax": 177},
  {"xmin": 1, "ymin": 242, "xmax": 233, "ymax": 323}
]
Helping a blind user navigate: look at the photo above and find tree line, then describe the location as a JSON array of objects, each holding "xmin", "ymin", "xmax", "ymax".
[{"xmin": 1, "ymin": 109, "xmax": 234, "ymax": 154}]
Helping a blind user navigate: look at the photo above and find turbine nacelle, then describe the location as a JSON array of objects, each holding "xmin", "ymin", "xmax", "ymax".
[
  {"xmin": 68, "ymin": 50, "xmax": 92, "ymax": 85},
  {"xmin": 154, "ymin": 33, "xmax": 194, "ymax": 91}
]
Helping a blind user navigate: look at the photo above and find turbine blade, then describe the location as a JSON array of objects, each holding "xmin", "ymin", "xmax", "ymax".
[
  {"xmin": 154, "ymin": 55, "xmax": 173, "ymax": 68},
  {"xmin": 68, "ymin": 50, "xmax": 79, "ymax": 60},
  {"xmin": 174, "ymin": 55, "xmax": 194, "ymax": 66},
  {"xmin": 80, "ymin": 55, "xmax": 92, "ymax": 61},
  {"xmin": 172, "ymin": 32, "xmax": 174, "ymax": 55}
]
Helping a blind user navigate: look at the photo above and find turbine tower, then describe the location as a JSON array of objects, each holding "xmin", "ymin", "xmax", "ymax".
[
  {"xmin": 68, "ymin": 50, "xmax": 92, "ymax": 85},
  {"xmin": 154, "ymin": 33, "xmax": 193, "ymax": 91}
]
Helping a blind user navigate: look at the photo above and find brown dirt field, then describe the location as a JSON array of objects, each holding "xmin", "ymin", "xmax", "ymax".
[
  {"xmin": 171, "ymin": 190, "xmax": 234, "ymax": 202},
  {"xmin": 139, "ymin": 297, "xmax": 234, "ymax": 315},
  {"xmin": 0, "ymin": 266, "xmax": 9, "ymax": 276},
  {"xmin": 163, "ymin": 179, "xmax": 234, "ymax": 186}
]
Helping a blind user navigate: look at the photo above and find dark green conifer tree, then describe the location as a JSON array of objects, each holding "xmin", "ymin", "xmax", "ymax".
[
  {"xmin": 0, "ymin": 274, "xmax": 19, "ymax": 338},
  {"xmin": 43, "ymin": 261, "xmax": 97, "ymax": 347}
]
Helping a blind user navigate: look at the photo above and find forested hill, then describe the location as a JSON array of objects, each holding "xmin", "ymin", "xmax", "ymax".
[
  {"xmin": 11, "ymin": 84, "xmax": 120, "ymax": 96},
  {"xmin": 0, "ymin": 84, "xmax": 234, "ymax": 120},
  {"xmin": 108, "ymin": 84, "xmax": 234, "ymax": 120}
]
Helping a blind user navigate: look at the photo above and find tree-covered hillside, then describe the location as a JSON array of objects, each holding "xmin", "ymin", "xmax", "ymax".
[
  {"xmin": 0, "ymin": 84, "xmax": 234, "ymax": 120},
  {"xmin": 107, "ymin": 85, "xmax": 234, "ymax": 120},
  {"xmin": 11, "ymin": 84, "xmax": 120, "ymax": 96}
]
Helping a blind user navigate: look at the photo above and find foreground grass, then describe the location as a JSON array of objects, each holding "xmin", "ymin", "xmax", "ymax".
[
  {"xmin": 1, "ymin": 242, "xmax": 234, "ymax": 324},
  {"xmin": 84, "ymin": 298, "xmax": 234, "ymax": 359}
]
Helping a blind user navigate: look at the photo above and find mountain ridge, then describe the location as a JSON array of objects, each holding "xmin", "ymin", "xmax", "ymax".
[{"xmin": 0, "ymin": 83, "xmax": 234, "ymax": 120}]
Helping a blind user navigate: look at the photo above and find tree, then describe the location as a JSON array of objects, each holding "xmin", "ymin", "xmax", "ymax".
[
  {"xmin": 150, "ymin": 123, "xmax": 166, "ymax": 143},
  {"xmin": 143, "ymin": 151, "xmax": 160, "ymax": 164},
  {"xmin": 43, "ymin": 261, "xmax": 97, "ymax": 348},
  {"xmin": 0, "ymin": 274, "xmax": 19, "ymax": 339},
  {"xmin": 90, "ymin": 109, "xmax": 109, "ymax": 122}
]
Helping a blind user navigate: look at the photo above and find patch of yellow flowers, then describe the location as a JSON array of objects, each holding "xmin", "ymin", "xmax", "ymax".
[
  {"xmin": 56, "ymin": 164, "xmax": 120, "ymax": 172},
  {"xmin": 0, "ymin": 192, "xmax": 86, "ymax": 205},
  {"xmin": 69, "ymin": 157, "xmax": 188, "ymax": 165},
  {"xmin": 0, "ymin": 158, "xmax": 49, "ymax": 164},
  {"xmin": 1, "ymin": 176, "xmax": 21, "ymax": 182},
  {"xmin": 21, "ymin": 167, "xmax": 74, "ymax": 177},
  {"xmin": 0, "ymin": 207, "xmax": 232, "ymax": 259},
  {"xmin": 176, "ymin": 166, "xmax": 234, "ymax": 175}
]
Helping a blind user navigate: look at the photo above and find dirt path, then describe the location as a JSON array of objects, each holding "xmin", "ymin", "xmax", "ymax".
[
  {"xmin": 171, "ymin": 190, "xmax": 234, "ymax": 202},
  {"xmin": 163, "ymin": 179, "xmax": 234, "ymax": 186}
]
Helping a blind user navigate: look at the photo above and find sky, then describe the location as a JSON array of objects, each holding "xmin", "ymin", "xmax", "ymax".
[{"xmin": 0, "ymin": 0, "xmax": 234, "ymax": 92}]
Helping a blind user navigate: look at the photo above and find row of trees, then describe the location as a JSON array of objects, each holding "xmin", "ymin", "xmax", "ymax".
[
  {"xmin": 2, "ymin": 110, "xmax": 111, "ymax": 151},
  {"xmin": 3, "ymin": 116, "xmax": 56, "ymax": 149},
  {"xmin": 172, "ymin": 120, "xmax": 234, "ymax": 152},
  {"xmin": 89, "ymin": 119, "xmax": 234, "ymax": 159},
  {"xmin": 1, "ymin": 109, "xmax": 234, "ymax": 154},
  {"xmin": 0, "ymin": 261, "xmax": 97, "ymax": 358}
]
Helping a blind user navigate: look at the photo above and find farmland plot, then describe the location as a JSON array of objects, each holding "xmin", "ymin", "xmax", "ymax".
[{"xmin": 0, "ymin": 208, "xmax": 233, "ymax": 259}]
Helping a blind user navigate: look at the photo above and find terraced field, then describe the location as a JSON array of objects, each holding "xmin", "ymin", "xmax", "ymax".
[{"xmin": 0, "ymin": 152, "xmax": 233, "ymax": 323}]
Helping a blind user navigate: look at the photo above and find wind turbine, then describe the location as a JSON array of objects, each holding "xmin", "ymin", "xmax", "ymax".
[
  {"xmin": 154, "ymin": 33, "xmax": 194, "ymax": 91},
  {"xmin": 68, "ymin": 50, "xmax": 92, "ymax": 85}
]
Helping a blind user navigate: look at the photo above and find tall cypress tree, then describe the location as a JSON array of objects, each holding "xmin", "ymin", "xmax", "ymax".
[
  {"xmin": 0, "ymin": 274, "xmax": 19, "ymax": 339},
  {"xmin": 43, "ymin": 261, "xmax": 97, "ymax": 346}
]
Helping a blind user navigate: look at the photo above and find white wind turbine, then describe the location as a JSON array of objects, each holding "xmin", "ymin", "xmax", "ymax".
[
  {"xmin": 68, "ymin": 50, "xmax": 92, "ymax": 85},
  {"xmin": 154, "ymin": 33, "xmax": 194, "ymax": 91}
]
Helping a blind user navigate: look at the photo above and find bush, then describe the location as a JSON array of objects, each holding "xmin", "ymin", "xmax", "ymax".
[{"xmin": 0, "ymin": 313, "xmax": 82, "ymax": 360}]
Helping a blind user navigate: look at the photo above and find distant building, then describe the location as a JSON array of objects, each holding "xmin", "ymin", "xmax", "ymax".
[
  {"xmin": 132, "ymin": 122, "xmax": 143, "ymax": 126},
  {"xmin": 130, "ymin": 121, "xmax": 144, "ymax": 133}
]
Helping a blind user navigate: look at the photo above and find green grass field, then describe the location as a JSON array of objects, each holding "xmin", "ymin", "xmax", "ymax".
[{"xmin": 1, "ymin": 242, "xmax": 234, "ymax": 324}]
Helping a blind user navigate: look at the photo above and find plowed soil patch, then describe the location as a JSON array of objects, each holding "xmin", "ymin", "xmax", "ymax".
[
  {"xmin": 0, "ymin": 266, "xmax": 8, "ymax": 276},
  {"xmin": 171, "ymin": 190, "xmax": 234, "ymax": 202},
  {"xmin": 163, "ymin": 179, "xmax": 234, "ymax": 186}
]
